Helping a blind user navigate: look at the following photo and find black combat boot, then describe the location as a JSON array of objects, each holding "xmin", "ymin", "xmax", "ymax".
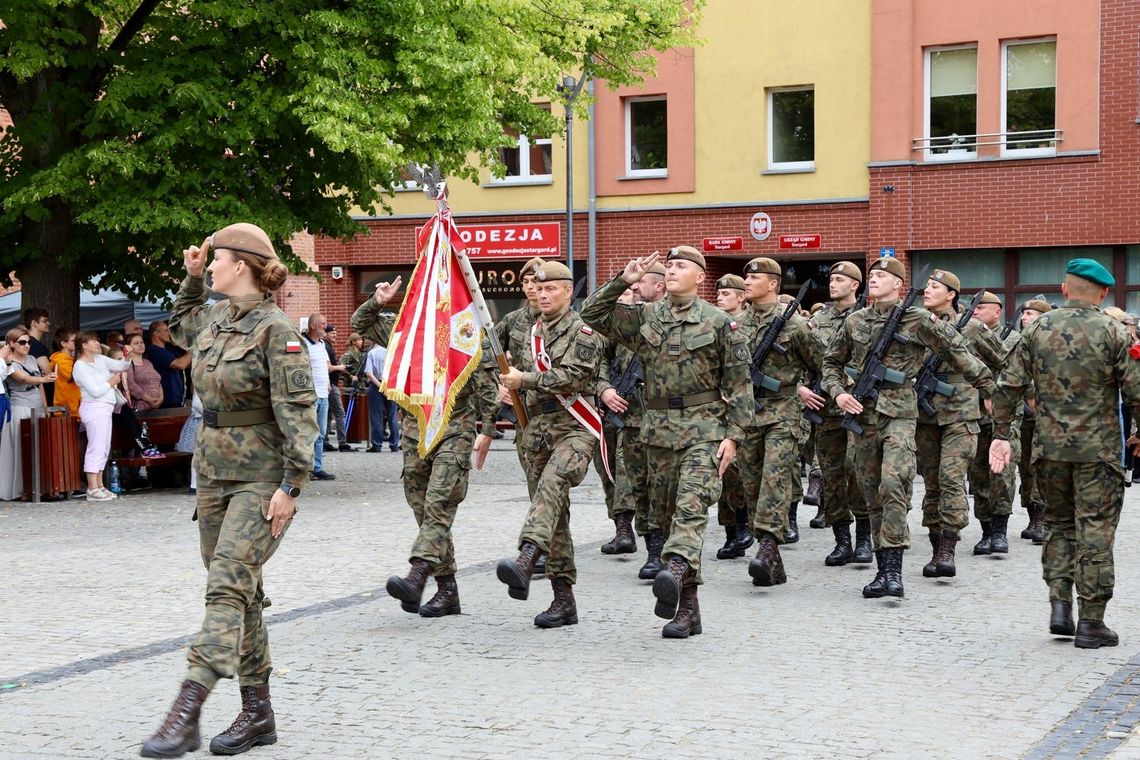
[
  {"xmin": 989, "ymin": 514, "xmax": 1010, "ymax": 554},
  {"xmin": 533, "ymin": 553, "xmax": 547, "ymax": 576},
  {"xmin": 613, "ymin": 511, "xmax": 637, "ymax": 554},
  {"xmin": 1029, "ymin": 504, "xmax": 1047, "ymax": 544},
  {"xmin": 662, "ymin": 585, "xmax": 702, "ymax": 639},
  {"xmin": 716, "ymin": 524, "xmax": 742, "ymax": 560},
  {"xmin": 882, "ymin": 547, "xmax": 905, "ymax": 598},
  {"xmin": 733, "ymin": 513, "xmax": 755, "ymax": 553},
  {"xmin": 809, "ymin": 503, "xmax": 828, "ymax": 529},
  {"xmin": 1049, "ymin": 600, "xmax": 1075, "ymax": 636},
  {"xmin": 862, "ymin": 551, "xmax": 888, "ymax": 598},
  {"xmin": 1020, "ymin": 507, "xmax": 1035, "ymax": 540},
  {"xmin": 496, "ymin": 541, "xmax": 542, "ymax": 600},
  {"xmin": 386, "ymin": 558, "xmax": 432, "ymax": 614},
  {"xmin": 784, "ymin": 503, "xmax": 800, "ymax": 544},
  {"xmin": 973, "ymin": 520, "xmax": 993, "ymax": 556},
  {"xmin": 922, "ymin": 531, "xmax": 941, "ymax": 578},
  {"xmin": 934, "ymin": 530, "xmax": 958, "ymax": 578},
  {"xmin": 638, "ymin": 530, "xmax": 665, "ymax": 580},
  {"xmin": 208, "ymin": 684, "xmax": 276, "ymax": 755},
  {"xmin": 140, "ymin": 680, "xmax": 209, "ymax": 758},
  {"xmin": 534, "ymin": 577, "xmax": 578, "ymax": 628},
  {"xmin": 600, "ymin": 519, "xmax": 621, "ymax": 555},
  {"xmin": 804, "ymin": 468, "xmax": 823, "ymax": 507},
  {"xmin": 853, "ymin": 517, "xmax": 873, "ymax": 564},
  {"xmin": 1074, "ymin": 620, "xmax": 1119, "ymax": 649},
  {"xmin": 419, "ymin": 574, "xmax": 461, "ymax": 617},
  {"xmin": 748, "ymin": 532, "xmax": 787, "ymax": 587},
  {"xmin": 653, "ymin": 555, "xmax": 690, "ymax": 619},
  {"xmin": 824, "ymin": 523, "xmax": 854, "ymax": 567}
]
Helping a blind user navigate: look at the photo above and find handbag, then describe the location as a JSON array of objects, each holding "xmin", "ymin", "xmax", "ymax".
[{"xmin": 113, "ymin": 388, "xmax": 128, "ymax": 413}]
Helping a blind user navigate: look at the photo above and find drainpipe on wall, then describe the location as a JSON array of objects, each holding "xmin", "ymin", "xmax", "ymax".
[{"xmin": 587, "ymin": 79, "xmax": 597, "ymax": 292}]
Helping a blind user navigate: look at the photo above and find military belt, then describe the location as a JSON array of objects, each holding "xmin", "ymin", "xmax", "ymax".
[
  {"xmin": 644, "ymin": 389, "xmax": 721, "ymax": 410},
  {"xmin": 526, "ymin": 399, "xmax": 563, "ymax": 417},
  {"xmin": 202, "ymin": 407, "xmax": 275, "ymax": 428}
]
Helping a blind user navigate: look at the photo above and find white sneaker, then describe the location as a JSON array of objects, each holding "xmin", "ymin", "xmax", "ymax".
[{"xmin": 86, "ymin": 489, "xmax": 112, "ymax": 502}]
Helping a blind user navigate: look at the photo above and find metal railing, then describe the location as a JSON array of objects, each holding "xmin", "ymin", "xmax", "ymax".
[{"xmin": 912, "ymin": 129, "xmax": 1063, "ymax": 153}]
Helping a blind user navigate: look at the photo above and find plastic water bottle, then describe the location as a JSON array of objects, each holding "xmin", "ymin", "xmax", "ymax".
[{"xmin": 109, "ymin": 462, "xmax": 123, "ymax": 495}]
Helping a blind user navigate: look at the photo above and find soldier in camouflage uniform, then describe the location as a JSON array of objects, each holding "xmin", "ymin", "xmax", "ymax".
[
  {"xmin": 496, "ymin": 262, "xmax": 605, "ymax": 629},
  {"xmin": 594, "ymin": 287, "xmax": 638, "ymax": 557},
  {"xmin": 713, "ymin": 273, "xmax": 754, "ymax": 560},
  {"xmin": 1017, "ymin": 298, "xmax": 1053, "ymax": 543},
  {"xmin": 914, "ymin": 270, "xmax": 1006, "ymax": 579},
  {"xmin": 349, "ymin": 282, "xmax": 500, "ymax": 618},
  {"xmin": 143, "ymin": 224, "xmax": 318, "ymax": 758},
  {"xmin": 582, "ymin": 247, "xmax": 752, "ymax": 638},
  {"xmin": 823, "ymin": 258, "xmax": 992, "ymax": 600},
  {"xmin": 991, "ymin": 259, "xmax": 1140, "ymax": 648},
  {"xmin": 737, "ymin": 258, "xmax": 822, "ymax": 588},
  {"xmin": 808, "ymin": 261, "xmax": 872, "ymax": 567}
]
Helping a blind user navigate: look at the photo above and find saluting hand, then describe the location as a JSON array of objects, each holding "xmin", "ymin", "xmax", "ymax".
[
  {"xmin": 374, "ymin": 276, "xmax": 403, "ymax": 305},
  {"xmin": 989, "ymin": 439, "xmax": 1011, "ymax": 474},
  {"xmin": 184, "ymin": 237, "xmax": 210, "ymax": 277},
  {"xmin": 621, "ymin": 251, "xmax": 662, "ymax": 285}
]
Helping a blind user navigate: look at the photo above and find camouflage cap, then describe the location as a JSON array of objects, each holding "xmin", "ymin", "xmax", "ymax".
[
  {"xmin": 977, "ymin": 291, "xmax": 1002, "ymax": 305},
  {"xmin": 647, "ymin": 262, "xmax": 667, "ymax": 276},
  {"xmin": 211, "ymin": 223, "xmax": 277, "ymax": 260},
  {"xmin": 829, "ymin": 260, "xmax": 863, "ymax": 283},
  {"xmin": 1024, "ymin": 298, "xmax": 1053, "ymax": 313},
  {"xmin": 715, "ymin": 274, "xmax": 746, "ymax": 291},
  {"xmin": 928, "ymin": 269, "xmax": 961, "ymax": 293},
  {"xmin": 534, "ymin": 261, "xmax": 573, "ymax": 282},
  {"xmin": 520, "ymin": 256, "xmax": 545, "ymax": 278},
  {"xmin": 1066, "ymin": 257, "xmax": 1116, "ymax": 287},
  {"xmin": 744, "ymin": 257, "xmax": 782, "ymax": 277},
  {"xmin": 870, "ymin": 257, "xmax": 906, "ymax": 281},
  {"xmin": 666, "ymin": 245, "xmax": 706, "ymax": 270}
]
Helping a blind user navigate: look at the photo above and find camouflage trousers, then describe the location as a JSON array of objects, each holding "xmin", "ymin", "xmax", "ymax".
[
  {"xmin": 515, "ymin": 425, "xmax": 539, "ymax": 499},
  {"xmin": 969, "ymin": 419, "xmax": 1022, "ymax": 521},
  {"xmin": 917, "ymin": 420, "xmax": 978, "ymax": 534},
  {"xmin": 739, "ymin": 420, "xmax": 804, "ymax": 542},
  {"xmin": 849, "ymin": 411, "xmax": 917, "ymax": 550},
  {"xmin": 592, "ymin": 424, "xmax": 621, "ymax": 519},
  {"xmin": 616, "ymin": 427, "xmax": 659, "ymax": 535},
  {"xmin": 187, "ymin": 478, "xmax": 287, "ymax": 691},
  {"xmin": 517, "ymin": 422, "xmax": 596, "ymax": 584},
  {"xmin": 1038, "ymin": 459, "xmax": 1125, "ymax": 622},
  {"xmin": 716, "ymin": 459, "xmax": 747, "ymax": 527},
  {"xmin": 1019, "ymin": 418, "xmax": 1045, "ymax": 511},
  {"xmin": 648, "ymin": 441, "xmax": 722, "ymax": 586},
  {"xmin": 402, "ymin": 431, "xmax": 474, "ymax": 576},
  {"xmin": 816, "ymin": 415, "xmax": 868, "ymax": 526}
]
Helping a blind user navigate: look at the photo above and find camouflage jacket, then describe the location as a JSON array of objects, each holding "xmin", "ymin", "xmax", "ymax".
[
  {"xmin": 495, "ymin": 304, "xmax": 540, "ymax": 370},
  {"xmin": 594, "ymin": 336, "xmax": 646, "ymax": 429},
  {"xmin": 822, "ymin": 301, "xmax": 994, "ymax": 421},
  {"xmin": 351, "ymin": 297, "xmax": 498, "ymax": 445},
  {"xmin": 807, "ymin": 301, "xmax": 859, "ymax": 418},
  {"xmin": 993, "ymin": 299, "xmax": 1140, "ymax": 464},
  {"xmin": 169, "ymin": 275, "xmax": 318, "ymax": 489},
  {"xmin": 740, "ymin": 302, "xmax": 820, "ymax": 427},
  {"xmin": 341, "ymin": 347, "xmax": 366, "ymax": 384},
  {"xmin": 581, "ymin": 275, "xmax": 753, "ymax": 449},
  {"xmin": 917, "ymin": 307, "xmax": 1007, "ymax": 426},
  {"xmin": 513, "ymin": 305, "xmax": 603, "ymax": 403}
]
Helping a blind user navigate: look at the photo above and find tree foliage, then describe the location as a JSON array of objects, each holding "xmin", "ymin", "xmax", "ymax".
[{"xmin": 0, "ymin": 0, "xmax": 700, "ymax": 307}]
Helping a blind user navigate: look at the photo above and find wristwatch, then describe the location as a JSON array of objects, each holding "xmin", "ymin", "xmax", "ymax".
[{"xmin": 278, "ymin": 483, "xmax": 301, "ymax": 498}]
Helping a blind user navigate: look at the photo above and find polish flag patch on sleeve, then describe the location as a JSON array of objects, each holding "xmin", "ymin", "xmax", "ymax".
[
  {"xmin": 285, "ymin": 340, "xmax": 302, "ymax": 353},
  {"xmin": 729, "ymin": 321, "xmax": 739, "ymax": 330},
  {"xmin": 580, "ymin": 325, "xmax": 594, "ymax": 335}
]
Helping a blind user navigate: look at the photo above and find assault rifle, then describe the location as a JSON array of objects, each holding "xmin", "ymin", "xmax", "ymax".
[
  {"xmin": 602, "ymin": 354, "xmax": 644, "ymax": 429},
  {"xmin": 841, "ymin": 265, "xmax": 930, "ymax": 435},
  {"xmin": 803, "ymin": 292, "xmax": 866, "ymax": 425},
  {"xmin": 751, "ymin": 280, "xmax": 812, "ymax": 414},
  {"xmin": 913, "ymin": 289, "xmax": 987, "ymax": 418}
]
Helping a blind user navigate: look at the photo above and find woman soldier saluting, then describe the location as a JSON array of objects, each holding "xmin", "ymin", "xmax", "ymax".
[{"xmin": 141, "ymin": 223, "xmax": 318, "ymax": 758}]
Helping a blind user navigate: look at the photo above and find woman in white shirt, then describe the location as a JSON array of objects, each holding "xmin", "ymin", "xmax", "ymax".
[
  {"xmin": 0, "ymin": 327, "xmax": 57, "ymax": 500},
  {"xmin": 72, "ymin": 331, "xmax": 130, "ymax": 501}
]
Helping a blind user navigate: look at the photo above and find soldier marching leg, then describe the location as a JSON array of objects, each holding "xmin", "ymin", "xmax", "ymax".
[
  {"xmin": 716, "ymin": 460, "xmax": 749, "ymax": 559},
  {"xmin": 818, "ymin": 418, "xmax": 856, "ymax": 566},
  {"xmin": 985, "ymin": 417, "xmax": 1020, "ymax": 556},
  {"xmin": 746, "ymin": 422, "xmax": 798, "ymax": 586},
  {"xmin": 915, "ymin": 421, "xmax": 943, "ymax": 577},
  {"xmin": 931, "ymin": 421, "xmax": 977, "ymax": 577},
  {"xmin": 851, "ymin": 413, "xmax": 914, "ymax": 599},
  {"xmin": 598, "ymin": 425, "xmax": 635, "ymax": 555}
]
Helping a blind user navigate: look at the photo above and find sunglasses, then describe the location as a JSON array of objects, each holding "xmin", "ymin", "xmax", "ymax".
[{"xmin": 14, "ymin": 339, "xmax": 30, "ymax": 346}]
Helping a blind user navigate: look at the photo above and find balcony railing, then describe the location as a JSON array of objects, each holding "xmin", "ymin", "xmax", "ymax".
[{"xmin": 912, "ymin": 129, "xmax": 1063, "ymax": 155}]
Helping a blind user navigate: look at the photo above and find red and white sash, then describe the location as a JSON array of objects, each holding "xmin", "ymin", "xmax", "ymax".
[{"xmin": 531, "ymin": 321, "xmax": 612, "ymax": 482}]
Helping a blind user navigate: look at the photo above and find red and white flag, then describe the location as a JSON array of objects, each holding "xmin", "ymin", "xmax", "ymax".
[{"xmin": 382, "ymin": 202, "xmax": 486, "ymax": 457}]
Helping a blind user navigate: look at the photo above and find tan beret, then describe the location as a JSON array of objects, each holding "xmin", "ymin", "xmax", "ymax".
[
  {"xmin": 715, "ymin": 274, "xmax": 746, "ymax": 291},
  {"xmin": 777, "ymin": 294, "xmax": 794, "ymax": 305},
  {"xmin": 744, "ymin": 257, "xmax": 782, "ymax": 277},
  {"xmin": 929, "ymin": 269, "xmax": 961, "ymax": 293},
  {"xmin": 534, "ymin": 261, "xmax": 573, "ymax": 282},
  {"xmin": 871, "ymin": 257, "xmax": 906, "ymax": 280},
  {"xmin": 647, "ymin": 262, "xmax": 667, "ymax": 276},
  {"xmin": 830, "ymin": 261, "xmax": 863, "ymax": 283},
  {"xmin": 1024, "ymin": 298, "xmax": 1053, "ymax": 313},
  {"xmin": 810, "ymin": 302, "xmax": 826, "ymax": 314},
  {"xmin": 977, "ymin": 291, "xmax": 1002, "ymax": 305},
  {"xmin": 1104, "ymin": 306, "xmax": 1127, "ymax": 324},
  {"xmin": 666, "ymin": 245, "xmax": 706, "ymax": 270},
  {"xmin": 520, "ymin": 257, "xmax": 545, "ymax": 278},
  {"xmin": 211, "ymin": 223, "xmax": 277, "ymax": 260}
]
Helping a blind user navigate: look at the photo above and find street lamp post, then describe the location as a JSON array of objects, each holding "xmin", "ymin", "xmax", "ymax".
[{"xmin": 559, "ymin": 74, "xmax": 588, "ymax": 294}]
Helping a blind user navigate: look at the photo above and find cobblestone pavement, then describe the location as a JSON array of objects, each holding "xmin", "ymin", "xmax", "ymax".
[{"xmin": 3, "ymin": 435, "xmax": 1140, "ymax": 759}]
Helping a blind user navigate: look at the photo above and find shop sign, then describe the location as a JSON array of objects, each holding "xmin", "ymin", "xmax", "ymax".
[
  {"xmin": 457, "ymin": 222, "xmax": 561, "ymax": 259},
  {"xmin": 702, "ymin": 236, "xmax": 744, "ymax": 252},
  {"xmin": 778, "ymin": 234, "xmax": 822, "ymax": 250}
]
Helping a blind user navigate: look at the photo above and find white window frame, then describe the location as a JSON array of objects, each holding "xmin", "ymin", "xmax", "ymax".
[
  {"xmin": 767, "ymin": 85, "xmax": 815, "ymax": 172},
  {"xmin": 624, "ymin": 95, "xmax": 668, "ymax": 179},
  {"xmin": 923, "ymin": 44, "xmax": 979, "ymax": 162},
  {"xmin": 1001, "ymin": 37, "xmax": 1058, "ymax": 158},
  {"xmin": 487, "ymin": 133, "xmax": 553, "ymax": 186}
]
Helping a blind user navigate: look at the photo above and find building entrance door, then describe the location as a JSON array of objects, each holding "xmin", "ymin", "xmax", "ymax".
[{"xmin": 776, "ymin": 256, "xmax": 864, "ymax": 309}]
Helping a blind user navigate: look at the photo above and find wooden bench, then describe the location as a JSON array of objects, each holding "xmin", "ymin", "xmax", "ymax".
[{"xmin": 111, "ymin": 407, "xmax": 193, "ymax": 489}]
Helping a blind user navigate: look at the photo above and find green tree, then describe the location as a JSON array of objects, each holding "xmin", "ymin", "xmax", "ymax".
[{"xmin": 0, "ymin": 0, "xmax": 699, "ymax": 327}]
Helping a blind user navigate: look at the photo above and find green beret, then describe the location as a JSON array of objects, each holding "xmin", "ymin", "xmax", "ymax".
[
  {"xmin": 715, "ymin": 274, "xmax": 746, "ymax": 291},
  {"xmin": 830, "ymin": 261, "xmax": 862, "ymax": 283},
  {"xmin": 977, "ymin": 291, "xmax": 1002, "ymax": 305},
  {"xmin": 744, "ymin": 257, "xmax": 782, "ymax": 277},
  {"xmin": 871, "ymin": 257, "xmax": 906, "ymax": 281},
  {"xmin": 929, "ymin": 268, "xmax": 961, "ymax": 293},
  {"xmin": 666, "ymin": 245, "xmax": 706, "ymax": 270},
  {"xmin": 520, "ymin": 257, "xmax": 545, "ymax": 278},
  {"xmin": 534, "ymin": 261, "xmax": 573, "ymax": 282},
  {"xmin": 1066, "ymin": 258, "xmax": 1115, "ymax": 287}
]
